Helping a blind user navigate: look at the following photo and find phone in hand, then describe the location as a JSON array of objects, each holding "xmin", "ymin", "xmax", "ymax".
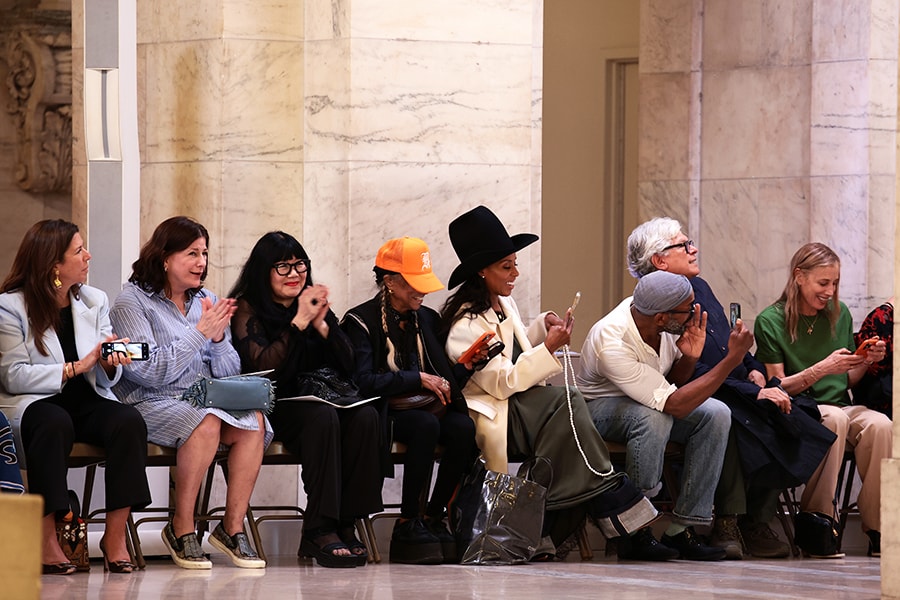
[
  {"xmin": 569, "ymin": 292, "xmax": 581, "ymax": 315},
  {"xmin": 458, "ymin": 332, "xmax": 496, "ymax": 365},
  {"xmin": 855, "ymin": 336, "xmax": 880, "ymax": 356},
  {"xmin": 101, "ymin": 341, "xmax": 150, "ymax": 361},
  {"xmin": 729, "ymin": 303, "xmax": 741, "ymax": 329}
]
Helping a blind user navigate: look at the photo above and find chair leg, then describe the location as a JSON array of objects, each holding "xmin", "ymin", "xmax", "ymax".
[
  {"xmin": 81, "ymin": 465, "xmax": 97, "ymax": 521},
  {"xmin": 835, "ymin": 454, "xmax": 857, "ymax": 552},
  {"xmin": 245, "ymin": 505, "xmax": 267, "ymax": 564},
  {"xmin": 127, "ymin": 513, "xmax": 146, "ymax": 569},
  {"xmin": 577, "ymin": 522, "xmax": 594, "ymax": 561},
  {"xmin": 775, "ymin": 488, "xmax": 800, "ymax": 557},
  {"xmin": 361, "ymin": 516, "xmax": 381, "ymax": 563}
]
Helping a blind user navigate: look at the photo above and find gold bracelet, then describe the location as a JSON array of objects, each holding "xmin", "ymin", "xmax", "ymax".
[
  {"xmin": 69, "ymin": 362, "xmax": 76, "ymax": 378},
  {"xmin": 64, "ymin": 362, "xmax": 71, "ymax": 380}
]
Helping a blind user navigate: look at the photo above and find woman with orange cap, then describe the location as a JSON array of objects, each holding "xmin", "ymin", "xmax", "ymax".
[{"xmin": 343, "ymin": 237, "xmax": 481, "ymax": 564}]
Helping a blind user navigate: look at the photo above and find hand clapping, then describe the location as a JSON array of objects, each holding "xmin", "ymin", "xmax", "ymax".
[{"xmin": 197, "ymin": 297, "xmax": 237, "ymax": 342}]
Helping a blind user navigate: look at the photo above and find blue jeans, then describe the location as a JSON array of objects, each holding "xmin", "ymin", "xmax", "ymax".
[{"xmin": 587, "ymin": 396, "xmax": 730, "ymax": 526}]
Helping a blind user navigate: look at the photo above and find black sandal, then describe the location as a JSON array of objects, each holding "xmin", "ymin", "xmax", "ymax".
[
  {"xmin": 339, "ymin": 524, "xmax": 369, "ymax": 566},
  {"xmin": 298, "ymin": 531, "xmax": 359, "ymax": 568}
]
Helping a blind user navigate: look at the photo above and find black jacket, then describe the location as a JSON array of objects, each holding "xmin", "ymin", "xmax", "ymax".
[{"xmin": 341, "ymin": 295, "xmax": 470, "ymax": 415}]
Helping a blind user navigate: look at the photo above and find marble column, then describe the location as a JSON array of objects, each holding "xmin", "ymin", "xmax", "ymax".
[{"xmin": 639, "ymin": 0, "xmax": 896, "ymax": 327}]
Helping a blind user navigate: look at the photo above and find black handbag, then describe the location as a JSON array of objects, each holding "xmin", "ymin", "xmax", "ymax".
[
  {"xmin": 453, "ymin": 457, "xmax": 552, "ymax": 565},
  {"xmin": 295, "ymin": 366, "xmax": 368, "ymax": 407},
  {"xmin": 794, "ymin": 511, "xmax": 842, "ymax": 557}
]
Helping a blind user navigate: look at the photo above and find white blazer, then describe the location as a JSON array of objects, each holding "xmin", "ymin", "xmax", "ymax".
[
  {"xmin": 445, "ymin": 295, "xmax": 561, "ymax": 472},
  {"xmin": 0, "ymin": 285, "xmax": 121, "ymax": 443}
]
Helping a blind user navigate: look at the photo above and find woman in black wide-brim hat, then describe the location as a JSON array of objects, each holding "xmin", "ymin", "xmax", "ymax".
[{"xmin": 440, "ymin": 206, "xmax": 658, "ymax": 551}]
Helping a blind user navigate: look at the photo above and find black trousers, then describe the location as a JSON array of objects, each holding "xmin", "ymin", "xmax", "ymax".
[
  {"xmin": 21, "ymin": 394, "xmax": 151, "ymax": 517},
  {"xmin": 270, "ymin": 401, "xmax": 384, "ymax": 532},
  {"xmin": 391, "ymin": 409, "xmax": 476, "ymax": 518}
]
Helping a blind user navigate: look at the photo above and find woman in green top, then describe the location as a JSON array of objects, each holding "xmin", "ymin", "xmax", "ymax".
[{"xmin": 754, "ymin": 242, "xmax": 890, "ymax": 558}]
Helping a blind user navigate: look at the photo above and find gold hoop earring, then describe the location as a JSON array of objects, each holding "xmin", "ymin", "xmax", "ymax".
[{"xmin": 53, "ymin": 268, "xmax": 62, "ymax": 289}]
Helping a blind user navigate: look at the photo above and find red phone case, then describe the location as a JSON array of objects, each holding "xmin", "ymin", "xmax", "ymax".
[
  {"xmin": 855, "ymin": 337, "xmax": 879, "ymax": 355},
  {"xmin": 458, "ymin": 332, "xmax": 495, "ymax": 364}
]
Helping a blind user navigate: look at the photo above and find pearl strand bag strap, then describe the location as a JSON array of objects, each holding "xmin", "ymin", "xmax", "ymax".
[{"xmin": 560, "ymin": 344, "xmax": 614, "ymax": 477}]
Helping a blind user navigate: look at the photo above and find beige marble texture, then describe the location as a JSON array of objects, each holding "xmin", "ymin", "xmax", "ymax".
[
  {"xmin": 811, "ymin": 59, "xmax": 897, "ymax": 177},
  {"xmin": 703, "ymin": 0, "xmax": 812, "ymax": 69},
  {"xmin": 701, "ymin": 66, "xmax": 810, "ymax": 180},
  {"xmin": 638, "ymin": 73, "xmax": 694, "ymax": 181},
  {"xmin": 812, "ymin": 0, "xmax": 872, "ymax": 61},
  {"xmin": 639, "ymin": 0, "xmax": 698, "ymax": 74}
]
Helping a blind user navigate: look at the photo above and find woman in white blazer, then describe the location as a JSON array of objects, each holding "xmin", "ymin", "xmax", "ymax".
[
  {"xmin": 441, "ymin": 206, "xmax": 657, "ymax": 551},
  {"xmin": 0, "ymin": 220, "xmax": 150, "ymax": 575}
]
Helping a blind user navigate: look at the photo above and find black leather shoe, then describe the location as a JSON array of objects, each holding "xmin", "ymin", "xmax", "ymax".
[
  {"xmin": 389, "ymin": 518, "xmax": 443, "ymax": 565},
  {"xmin": 616, "ymin": 526, "xmax": 679, "ymax": 561},
  {"xmin": 867, "ymin": 530, "xmax": 881, "ymax": 557},
  {"xmin": 425, "ymin": 516, "xmax": 458, "ymax": 563},
  {"xmin": 662, "ymin": 526, "xmax": 727, "ymax": 561}
]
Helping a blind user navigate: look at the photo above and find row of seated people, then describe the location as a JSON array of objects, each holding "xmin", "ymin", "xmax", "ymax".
[
  {"xmin": 577, "ymin": 218, "xmax": 891, "ymax": 561},
  {"xmin": 0, "ymin": 209, "xmax": 890, "ymax": 576}
]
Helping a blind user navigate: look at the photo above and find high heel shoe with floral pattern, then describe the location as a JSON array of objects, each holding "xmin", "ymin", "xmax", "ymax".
[{"xmin": 99, "ymin": 538, "xmax": 135, "ymax": 573}]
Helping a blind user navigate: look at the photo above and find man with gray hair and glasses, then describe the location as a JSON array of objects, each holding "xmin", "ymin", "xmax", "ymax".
[{"xmin": 577, "ymin": 270, "xmax": 754, "ymax": 561}]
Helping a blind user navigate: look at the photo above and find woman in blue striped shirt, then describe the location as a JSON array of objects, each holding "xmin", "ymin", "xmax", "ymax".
[{"xmin": 111, "ymin": 216, "xmax": 271, "ymax": 570}]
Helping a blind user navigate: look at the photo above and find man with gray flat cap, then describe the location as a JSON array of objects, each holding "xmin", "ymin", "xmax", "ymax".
[{"xmin": 576, "ymin": 271, "xmax": 754, "ymax": 561}]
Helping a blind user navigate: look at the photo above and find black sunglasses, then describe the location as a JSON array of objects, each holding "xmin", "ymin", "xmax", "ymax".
[
  {"xmin": 661, "ymin": 240, "xmax": 694, "ymax": 253},
  {"xmin": 666, "ymin": 305, "xmax": 695, "ymax": 322}
]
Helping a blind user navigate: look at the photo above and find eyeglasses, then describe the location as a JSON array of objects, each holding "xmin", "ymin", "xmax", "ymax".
[
  {"xmin": 273, "ymin": 260, "xmax": 309, "ymax": 276},
  {"xmin": 661, "ymin": 240, "xmax": 694, "ymax": 253},
  {"xmin": 666, "ymin": 305, "xmax": 695, "ymax": 322}
]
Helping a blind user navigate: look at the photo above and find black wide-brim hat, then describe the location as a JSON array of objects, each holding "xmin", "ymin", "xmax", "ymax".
[{"xmin": 447, "ymin": 205, "xmax": 539, "ymax": 289}]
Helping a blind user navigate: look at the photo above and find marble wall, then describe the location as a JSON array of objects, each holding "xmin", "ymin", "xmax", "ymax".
[
  {"xmin": 124, "ymin": 0, "xmax": 545, "ymax": 324},
  {"xmin": 639, "ymin": 0, "xmax": 897, "ymax": 329}
]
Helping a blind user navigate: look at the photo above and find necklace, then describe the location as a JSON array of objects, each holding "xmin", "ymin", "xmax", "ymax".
[{"xmin": 800, "ymin": 313, "xmax": 819, "ymax": 335}]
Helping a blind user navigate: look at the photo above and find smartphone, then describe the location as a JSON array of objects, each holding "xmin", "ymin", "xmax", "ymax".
[
  {"xmin": 458, "ymin": 332, "xmax": 496, "ymax": 365},
  {"xmin": 729, "ymin": 303, "xmax": 741, "ymax": 328},
  {"xmin": 569, "ymin": 291, "xmax": 581, "ymax": 315},
  {"xmin": 101, "ymin": 341, "xmax": 150, "ymax": 361},
  {"xmin": 855, "ymin": 336, "xmax": 880, "ymax": 356}
]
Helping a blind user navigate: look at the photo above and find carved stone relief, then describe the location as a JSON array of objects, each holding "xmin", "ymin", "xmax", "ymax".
[{"xmin": 3, "ymin": 19, "xmax": 72, "ymax": 193}]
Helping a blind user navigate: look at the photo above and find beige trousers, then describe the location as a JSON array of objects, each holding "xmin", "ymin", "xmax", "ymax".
[{"xmin": 800, "ymin": 404, "xmax": 892, "ymax": 532}]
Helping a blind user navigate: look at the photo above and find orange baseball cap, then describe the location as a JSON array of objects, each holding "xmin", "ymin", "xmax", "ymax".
[{"xmin": 375, "ymin": 237, "xmax": 445, "ymax": 294}]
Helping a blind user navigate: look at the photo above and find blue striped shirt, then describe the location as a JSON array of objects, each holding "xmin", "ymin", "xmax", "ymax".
[{"xmin": 110, "ymin": 283, "xmax": 271, "ymax": 448}]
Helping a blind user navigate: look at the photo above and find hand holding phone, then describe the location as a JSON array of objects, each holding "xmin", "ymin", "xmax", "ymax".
[
  {"xmin": 566, "ymin": 291, "xmax": 581, "ymax": 326},
  {"xmin": 729, "ymin": 303, "xmax": 741, "ymax": 329},
  {"xmin": 458, "ymin": 332, "xmax": 496, "ymax": 365},
  {"xmin": 855, "ymin": 336, "xmax": 880, "ymax": 356},
  {"xmin": 101, "ymin": 340, "xmax": 150, "ymax": 361}
]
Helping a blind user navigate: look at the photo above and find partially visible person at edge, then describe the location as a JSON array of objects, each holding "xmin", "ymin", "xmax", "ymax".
[
  {"xmin": 578, "ymin": 270, "xmax": 753, "ymax": 562},
  {"xmin": 0, "ymin": 220, "xmax": 150, "ymax": 575},
  {"xmin": 754, "ymin": 242, "xmax": 890, "ymax": 558},
  {"xmin": 342, "ymin": 237, "xmax": 479, "ymax": 564},
  {"xmin": 852, "ymin": 296, "xmax": 894, "ymax": 418},
  {"xmin": 440, "ymin": 205, "xmax": 658, "ymax": 555},
  {"xmin": 230, "ymin": 231, "xmax": 383, "ymax": 568},
  {"xmin": 110, "ymin": 216, "xmax": 270, "ymax": 570},
  {"xmin": 0, "ymin": 411, "xmax": 25, "ymax": 494},
  {"xmin": 624, "ymin": 217, "xmax": 835, "ymax": 560}
]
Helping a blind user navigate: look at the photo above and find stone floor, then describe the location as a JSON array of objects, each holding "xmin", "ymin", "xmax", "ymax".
[{"xmin": 38, "ymin": 550, "xmax": 880, "ymax": 600}]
